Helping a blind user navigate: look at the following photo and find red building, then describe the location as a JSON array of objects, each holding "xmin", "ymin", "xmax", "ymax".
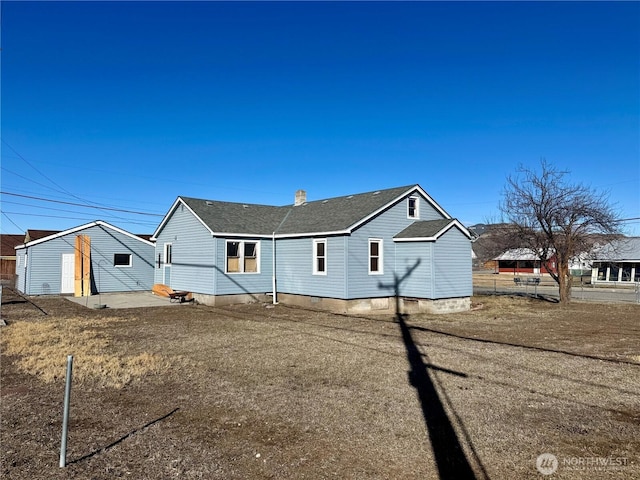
[{"xmin": 493, "ymin": 249, "xmax": 557, "ymax": 275}]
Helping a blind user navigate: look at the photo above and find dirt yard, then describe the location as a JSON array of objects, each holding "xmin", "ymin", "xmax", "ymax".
[{"xmin": 1, "ymin": 286, "xmax": 639, "ymax": 479}]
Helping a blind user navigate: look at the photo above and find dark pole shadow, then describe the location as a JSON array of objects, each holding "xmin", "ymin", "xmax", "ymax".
[
  {"xmin": 379, "ymin": 261, "xmax": 479, "ymax": 480},
  {"xmin": 69, "ymin": 407, "xmax": 179, "ymax": 464},
  {"xmin": 2, "ymin": 286, "xmax": 48, "ymax": 316}
]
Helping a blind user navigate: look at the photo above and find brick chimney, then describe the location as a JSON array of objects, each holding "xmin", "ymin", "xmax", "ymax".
[{"xmin": 295, "ymin": 189, "xmax": 307, "ymax": 206}]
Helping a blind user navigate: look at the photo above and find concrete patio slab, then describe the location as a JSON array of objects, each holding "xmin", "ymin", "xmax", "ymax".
[{"xmin": 65, "ymin": 291, "xmax": 189, "ymax": 309}]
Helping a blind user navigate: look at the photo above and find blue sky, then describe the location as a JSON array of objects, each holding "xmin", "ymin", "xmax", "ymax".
[{"xmin": 2, "ymin": 1, "xmax": 639, "ymax": 236}]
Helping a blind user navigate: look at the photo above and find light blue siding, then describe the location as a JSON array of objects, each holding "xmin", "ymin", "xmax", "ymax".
[
  {"xmin": 155, "ymin": 204, "xmax": 275, "ymax": 296},
  {"xmin": 395, "ymin": 242, "xmax": 434, "ymax": 299},
  {"xmin": 347, "ymin": 197, "xmax": 436, "ymax": 299},
  {"xmin": 433, "ymin": 227, "xmax": 472, "ymax": 298},
  {"xmin": 275, "ymin": 236, "xmax": 347, "ymax": 298},
  {"xmin": 20, "ymin": 224, "xmax": 154, "ymax": 295},
  {"xmin": 152, "ymin": 191, "xmax": 471, "ymax": 303},
  {"xmin": 214, "ymin": 238, "xmax": 273, "ymax": 295},
  {"xmin": 154, "ymin": 204, "xmax": 216, "ymax": 293},
  {"xmin": 15, "ymin": 249, "xmax": 27, "ymax": 292}
]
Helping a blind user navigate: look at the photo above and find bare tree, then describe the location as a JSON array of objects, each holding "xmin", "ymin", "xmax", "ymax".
[{"xmin": 499, "ymin": 160, "xmax": 622, "ymax": 303}]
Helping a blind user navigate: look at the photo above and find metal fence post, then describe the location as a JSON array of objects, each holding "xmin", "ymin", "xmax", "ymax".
[{"xmin": 60, "ymin": 355, "xmax": 73, "ymax": 467}]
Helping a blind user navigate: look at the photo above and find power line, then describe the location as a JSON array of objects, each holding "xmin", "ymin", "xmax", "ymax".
[
  {"xmin": 1, "ymin": 140, "xmax": 85, "ymax": 200},
  {"xmin": 1, "ymin": 140, "xmax": 168, "ymax": 219},
  {"xmin": 1, "ymin": 199, "xmax": 160, "ymax": 226},
  {"xmin": 2, "ymin": 212, "xmax": 24, "ymax": 232},
  {"xmin": 1, "ymin": 166, "xmax": 73, "ymax": 196},
  {"xmin": 1, "ymin": 191, "xmax": 164, "ymax": 216},
  {"xmin": 612, "ymin": 217, "xmax": 640, "ymax": 224},
  {"xmin": 1, "ymin": 211, "xmax": 158, "ymax": 227}
]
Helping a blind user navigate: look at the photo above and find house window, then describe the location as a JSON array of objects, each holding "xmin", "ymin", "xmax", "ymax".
[
  {"xmin": 597, "ymin": 265, "xmax": 607, "ymax": 281},
  {"xmin": 114, "ymin": 253, "xmax": 132, "ymax": 267},
  {"xmin": 369, "ymin": 239, "xmax": 383, "ymax": 274},
  {"xmin": 313, "ymin": 239, "xmax": 327, "ymax": 275},
  {"xmin": 164, "ymin": 243, "xmax": 172, "ymax": 266},
  {"xmin": 226, "ymin": 240, "xmax": 259, "ymax": 273},
  {"xmin": 408, "ymin": 196, "xmax": 419, "ymax": 219},
  {"xmin": 609, "ymin": 264, "xmax": 619, "ymax": 282}
]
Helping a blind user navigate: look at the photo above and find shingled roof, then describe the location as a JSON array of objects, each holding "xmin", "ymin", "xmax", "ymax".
[
  {"xmin": 25, "ymin": 229, "xmax": 60, "ymax": 243},
  {"xmin": 594, "ymin": 237, "xmax": 640, "ymax": 261},
  {"xmin": 394, "ymin": 219, "xmax": 459, "ymax": 240},
  {"xmin": 166, "ymin": 185, "xmax": 433, "ymax": 238},
  {"xmin": 179, "ymin": 198, "xmax": 286, "ymax": 235},
  {"xmin": 276, "ymin": 185, "xmax": 419, "ymax": 235},
  {"xmin": 1, "ymin": 234, "xmax": 24, "ymax": 256}
]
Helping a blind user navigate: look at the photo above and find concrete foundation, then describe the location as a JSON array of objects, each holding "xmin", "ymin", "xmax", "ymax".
[
  {"xmin": 400, "ymin": 296, "xmax": 471, "ymax": 314},
  {"xmin": 192, "ymin": 292, "xmax": 272, "ymax": 307},
  {"xmin": 193, "ymin": 292, "xmax": 470, "ymax": 314}
]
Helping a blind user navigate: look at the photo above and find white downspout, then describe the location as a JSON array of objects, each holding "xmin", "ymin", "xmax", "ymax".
[
  {"xmin": 272, "ymin": 231, "xmax": 278, "ymax": 304},
  {"xmin": 271, "ymin": 208, "xmax": 292, "ymax": 305}
]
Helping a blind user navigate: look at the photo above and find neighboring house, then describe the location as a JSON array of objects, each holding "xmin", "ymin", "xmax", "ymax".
[
  {"xmin": 15, "ymin": 221, "xmax": 155, "ymax": 295},
  {"xmin": 591, "ymin": 237, "xmax": 640, "ymax": 284},
  {"xmin": 1, "ymin": 234, "xmax": 25, "ymax": 282},
  {"xmin": 151, "ymin": 185, "xmax": 473, "ymax": 314},
  {"xmin": 493, "ymin": 248, "xmax": 558, "ymax": 275},
  {"xmin": 25, "ymin": 229, "xmax": 60, "ymax": 243},
  {"xmin": 494, "ymin": 248, "xmax": 592, "ymax": 276}
]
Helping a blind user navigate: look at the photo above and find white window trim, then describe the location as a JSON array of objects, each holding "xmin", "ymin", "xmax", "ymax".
[
  {"xmin": 164, "ymin": 243, "xmax": 173, "ymax": 266},
  {"xmin": 225, "ymin": 240, "xmax": 261, "ymax": 274},
  {"xmin": 114, "ymin": 253, "xmax": 133, "ymax": 268},
  {"xmin": 313, "ymin": 239, "xmax": 327, "ymax": 275},
  {"xmin": 368, "ymin": 238, "xmax": 383, "ymax": 275},
  {"xmin": 407, "ymin": 196, "xmax": 420, "ymax": 219}
]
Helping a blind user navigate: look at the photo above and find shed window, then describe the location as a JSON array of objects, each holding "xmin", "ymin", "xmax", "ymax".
[
  {"xmin": 114, "ymin": 253, "xmax": 132, "ymax": 267},
  {"xmin": 226, "ymin": 240, "xmax": 259, "ymax": 273},
  {"xmin": 164, "ymin": 243, "xmax": 172, "ymax": 266},
  {"xmin": 313, "ymin": 239, "xmax": 327, "ymax": 275},
  {"xmin": 369, "ymin": 239, "xmax": 383, "ymax": 274},
  {"xmin": 408, "ymin": 196, "xmax": 419, "ymax": 219}
]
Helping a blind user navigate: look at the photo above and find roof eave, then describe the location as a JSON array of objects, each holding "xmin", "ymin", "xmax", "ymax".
[
  {"xmin": 394, "ymin": 236, "xmax": 438, "ymax": 242},
  {"xmin": 151, "ymin": 197, "xmax": 216, "ymax": 241},
  {"xmin": 394, "ymin": 219, "xmax": 473, "ymax": 242},
  {"xmin": 22, "ymin": 220, "xmax": 155, "ymax": 248}
]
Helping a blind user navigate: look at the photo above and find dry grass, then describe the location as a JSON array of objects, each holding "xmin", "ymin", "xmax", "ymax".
[
  {"xmin": 1, "ymin": 289, "xmax": 639, "ymax": 479},
  {"xmin": 1, "ymin": 315, "xmax": 169, "ymax": 388}
]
